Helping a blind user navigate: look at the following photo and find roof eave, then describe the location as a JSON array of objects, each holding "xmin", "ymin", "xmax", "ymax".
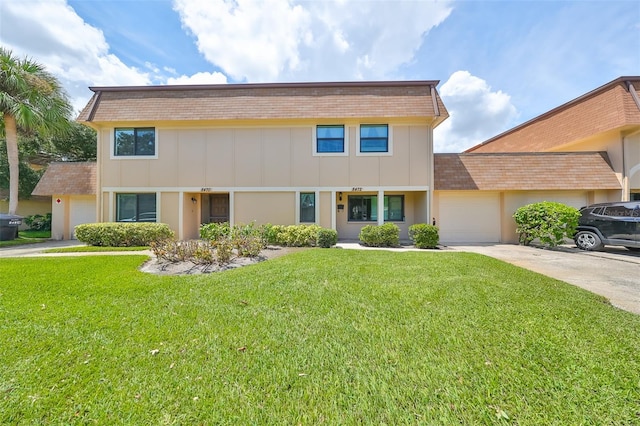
[
  {"xmin": 465, "ymin": 75, "xmax": 640, "ymax": 153},
  {"xmin": 87, "ymin": 80, "xmax": 441, "ymax": 93}
]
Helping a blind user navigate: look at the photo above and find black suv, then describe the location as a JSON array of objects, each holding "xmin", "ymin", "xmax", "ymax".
[{"xmin": 574, "ymin": 201, "xmax": 640, "ymax": 251}]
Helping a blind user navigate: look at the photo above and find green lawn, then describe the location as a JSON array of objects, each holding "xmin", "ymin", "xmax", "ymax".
[
  {"xmin": 0, "ymin": 230, "xmax": 51, "ymax": 248},
  {"xmin": 1, "ymin": 250, "xmax": 638, "ymax": 424}
]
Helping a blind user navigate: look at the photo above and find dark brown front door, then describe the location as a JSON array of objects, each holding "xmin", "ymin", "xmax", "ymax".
[{"xmin": 210, "ymin": 194, "xmax": 230, "ymax": 223}]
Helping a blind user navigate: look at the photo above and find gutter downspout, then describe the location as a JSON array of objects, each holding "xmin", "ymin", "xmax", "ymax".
[
  {"xmin": 88, "ymin": 91, "xmax": 103, "ymax": 223},
  {"xmin": 428, "ymin": 85, "xmax": 441, "ymax": 226},
  {"xmin": 622, "ymin": 81, "xmax": 640, "ymax": 201}
]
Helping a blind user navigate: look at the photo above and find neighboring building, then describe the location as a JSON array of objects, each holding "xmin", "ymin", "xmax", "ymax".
[
  {"xmin": 0, "ymin": 190, "xmax": 51, "ymax": 230},
  {"xmin": 75, "ymin": 81, "xmax": 448, "ymax": 240},
  {"xmin": 466, "ymin": 77, "xmax": 640, "ymax": 202},
  {"xmin": 32, "ymin": 162, "xmax": 96, "ymax": 240},
  {"xmin": 433, "ymin": 152, "xmax": 620, "ymax": 243}
]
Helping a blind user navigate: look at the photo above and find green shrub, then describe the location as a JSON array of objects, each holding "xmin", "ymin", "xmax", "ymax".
[
  {"xmin": 199, "ymin": 222, "xmax": 336, "ymax": 248},
  {"xmin": 359, "ymin": 223, "xmax": 400, "ymax": 247},
  {"xmin": 260, "ymin": 223, "xmax": 283, "ymax": 246},
  {"xmin": 513, "ymin": 201, "xmax": 580, "ymax": 247},
  {"xmin": 24, "ymin": 213, "xmax": 52, "ymax": 231},
  {"xmin": 408, "ymin": 223, "xmax": 439, "ymax": 249},
  {"xmin": 316, "ymin": 228, "xmax": 338, "ymax": 248},
  {"xmin": 75, "ymin": 222, "xmax": 175, "ymax": 247},
  {"xmin": 215, "ymin": 237, "xmax": 234, "ymax": 265},
  {"xmin": 232, "ymin": 233, "xmax": 264, "ymax": 257},
  {"xmin": 276, "ymin": 224, "xmax": 322, "ymax": 247},
  {"xmin": 199, "ymin": 222, "xmax": 231, "ymax": 242}
]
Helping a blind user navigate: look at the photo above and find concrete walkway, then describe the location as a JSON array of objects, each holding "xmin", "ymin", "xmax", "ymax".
[
  {"xmin": 0, "ymin": 240, "xmax": 151, "ymax": 257},
  {"xmin": 2, "ymin": 240, "xmax": 639, "ymax": 315}
]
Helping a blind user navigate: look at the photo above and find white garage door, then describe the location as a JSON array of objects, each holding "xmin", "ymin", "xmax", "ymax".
[
  {"xmin": 69, "ymin": 197, "xmax": 96, "ymax": 239},
  {"xmin": 439, "ymin": 192, "xmax": 501, "ymax": 243}
]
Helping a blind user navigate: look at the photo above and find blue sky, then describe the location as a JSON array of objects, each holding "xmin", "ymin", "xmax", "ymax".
[{"xmin": 1, "ymin": 0, "xmax": 638, "ymax": 152}]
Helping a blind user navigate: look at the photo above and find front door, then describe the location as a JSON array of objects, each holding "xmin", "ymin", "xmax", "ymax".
[{"xmin": 209, "ymin": 194, "xmax": 230, "ymax": 223}]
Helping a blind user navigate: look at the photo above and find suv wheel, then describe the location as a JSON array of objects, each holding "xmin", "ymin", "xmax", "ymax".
[{"xmin": 575, "ymin": 231, "xmax": 603, "ymax": 251}]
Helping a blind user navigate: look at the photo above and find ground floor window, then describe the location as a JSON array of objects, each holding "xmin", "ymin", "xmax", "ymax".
[
  {"xmin": 348, "ymin": 194, "xmax": 404, "ymax": 222},
  {"xmin": 116, "ymin": 193, "xmax": 156, "ymax": 222},
  {"xmin": 632, "ymin": 192, "xmax": 640, "ymax": 201},
  {"xmin": 300, "ymin": 192, "xmax": 315, "ymax": 223}
]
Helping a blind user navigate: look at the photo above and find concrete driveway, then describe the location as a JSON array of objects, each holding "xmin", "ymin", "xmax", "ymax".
[{"xmin": 449, "ymin": 244, "xmax": 640, "ymax": 315}]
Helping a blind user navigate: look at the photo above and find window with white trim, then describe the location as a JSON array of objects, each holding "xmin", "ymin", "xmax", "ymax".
[
  {"xmin": 300, "ymin": 192, "xmax": 316, "ymax": 223},
  {"xmin": 316, "ymin": 125, "xmax": 345, "ymax": 153},
  {"xmin": 359, "ymin": 124, "xmax": 388, "ymax": 153},
  {"xmin": 348, "ymin": 195, "xmax": 404, "ymax": 222},
  {"xmin": 114, "ymin": 128, "xmax": 156, "ymax": 156},
  {"xmin": 116, "ymin": 193, "xmax": 157, "ymax": 222}
]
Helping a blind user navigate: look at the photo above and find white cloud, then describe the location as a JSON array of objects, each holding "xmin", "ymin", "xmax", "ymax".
[
  {"xmin": 434, "ymin": 71, "xmax": 518, "ymax": 153},
  {"xmin": 173, "ymin": 0, "xmax": 310, "ymax": 82},
  {"xmin": 173, "ymin": 0, "xmax": 453, "ymax": 82},
  {"xmin": 167, "ymin": 72, "xmax": 228, "ymax": 85},
  {"xmin": 0, "ymin": 0, "xmax": 151, "ymax": 114}
]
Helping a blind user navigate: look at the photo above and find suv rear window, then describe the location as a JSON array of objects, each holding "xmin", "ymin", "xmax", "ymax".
[{"xmin": 602, "ymin": 206, "xmax": 637, "ymax": 217}]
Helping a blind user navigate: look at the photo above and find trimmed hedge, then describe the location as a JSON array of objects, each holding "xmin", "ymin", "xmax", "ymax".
[
  {"xmin": 359, "ymin": 223, "xmax": 400, "ymax": 247},
  {"xmin": 408, "ymin": 223, "xmax": 439, "ymax": 249},
  {"xmin": 316, "ymin": 228, "xmax": 338, "ymax": 248},
  {"xmin": 74, "ymin": 222, "xmax": 175, "ymax": 247},
  {"xmin": 200, "ymin": 222, "xmax": 337, "ymax": 248}
]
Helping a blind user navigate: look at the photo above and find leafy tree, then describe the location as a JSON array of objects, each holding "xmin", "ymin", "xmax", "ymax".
[
  {"xmin": 19, "ymin": 122, "xmax": 96, "ymax": 162},
  {"xmin": 48, "ymin": 122, "xmax": 97, "ymax": 161},
  {"xmin": 0, "ymin": 47, "xmax": 72, "ymax": 214}
]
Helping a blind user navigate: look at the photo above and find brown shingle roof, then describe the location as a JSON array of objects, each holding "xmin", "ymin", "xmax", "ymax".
[
  {"xmin": 435, "ymin": 152, "xmax": 621, "ymax": 191},
  {"xmin": 467, "ymin": 77, "xmax": 640, "ymax": 153},
  {"xmin": 77, "ymin": 81, "xmax": 448, "ymax": 125},
  {"xmin": 32, "ymin": 162, "xmax": 96, "ymax": 196}
]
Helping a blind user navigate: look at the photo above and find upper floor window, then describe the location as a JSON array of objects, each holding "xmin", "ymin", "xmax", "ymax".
[
  {"xmin": 116, "ymin": 193, "xmax": 157, "ymax": 222},
  {"xmin": 359, "ymin": 124, "xmax": 388, "ymax": 153},
  {"xmin": 316, "ymin": 125, "xmax": 345, "ymax": 153},
  {"xmin": 114, "ymin": 128, "xmax": 156, "ymax": 156}
]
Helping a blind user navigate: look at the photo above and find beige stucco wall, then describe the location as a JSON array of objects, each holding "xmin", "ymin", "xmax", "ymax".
[
  {"xmin": 319, "ymin": 191, "xmax": 332, "ymax": 229},
  {"xmin": 50, "ymin": 196, "xmax": 67, "ymax": 240},
  {"xmin": 234, "ymin": 192, "xmax": 295, "ymax": 225},
  {"xmin": 160, "ymin": 192, "xmax": 180, "ymax": 238},
  {"xmin": 98, "ymin": 123, "xmax": 432, "ymax": 190},
  {"xmin": 182, "ymin": 192, "xmax": 201, "ymax": 240},
  {"xmin": 626, "ymin": 133, "xmax": 640, "ymax": 193},
  {"xmin": 48, "ymin": 195, "xmax": 96, "ymax": 240},
  {"xmin": 0, "ymin": 198, "xmax": 50, "ymax": 229}
]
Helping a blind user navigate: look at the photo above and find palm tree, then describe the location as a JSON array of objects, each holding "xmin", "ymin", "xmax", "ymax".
[{"xmin": 0, "ymin": 47, "xmax": 72, "ymax": 215}]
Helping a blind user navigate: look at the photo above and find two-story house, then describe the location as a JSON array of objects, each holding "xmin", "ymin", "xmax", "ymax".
[{"xmin": 71, "ymin": 81, "xmax": 448, "ymax": 241}]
